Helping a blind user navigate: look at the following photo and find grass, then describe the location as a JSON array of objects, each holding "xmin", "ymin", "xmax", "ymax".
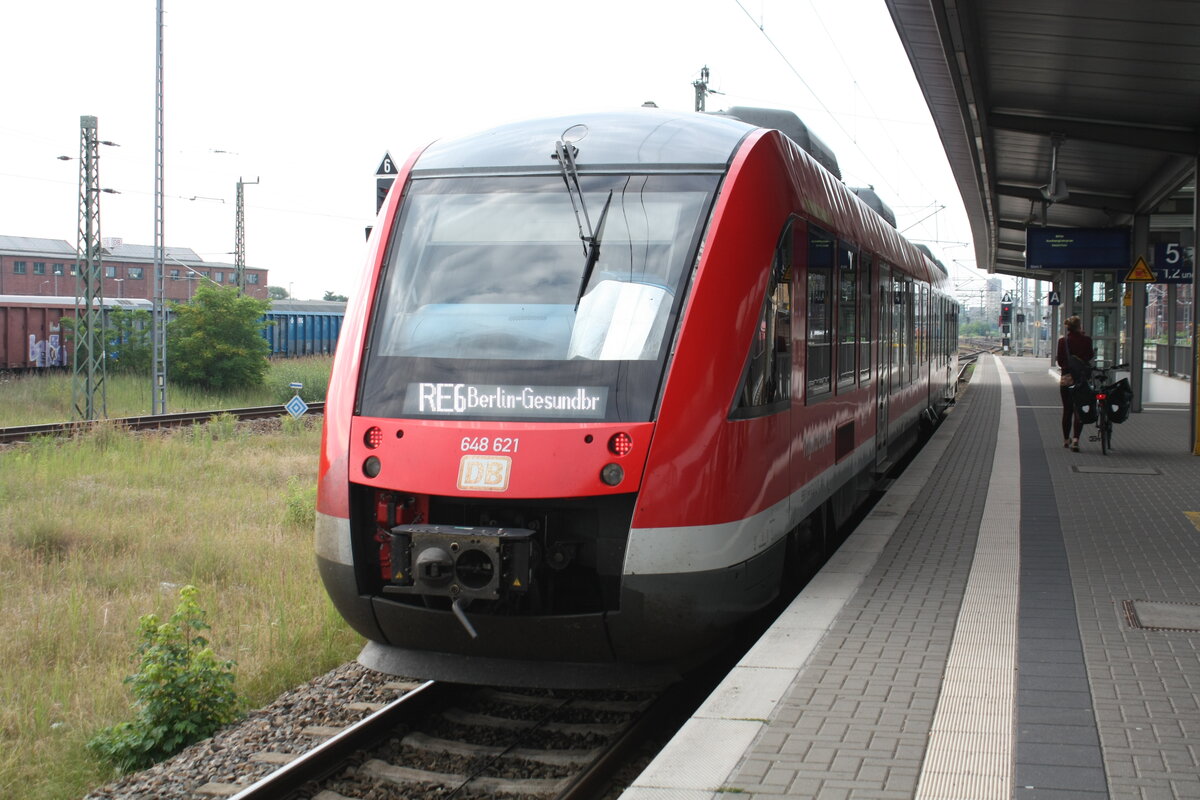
[
  {"xmin": 0, "ymin": 356, "xmax": 334, "ymax": 427},
  {"xmin": 0, "ymin": 406, "xmax": 364, "ymax": 800}
]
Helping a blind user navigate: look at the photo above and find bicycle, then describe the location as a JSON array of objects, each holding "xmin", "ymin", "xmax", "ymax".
[{"xmin": 1077, "ymin": 363, "xmax": 1132, "ymax": 455}]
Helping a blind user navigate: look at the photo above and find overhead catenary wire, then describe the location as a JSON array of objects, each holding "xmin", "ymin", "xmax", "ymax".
[{"xmin": 730, "ymin": 0, "xmax": 954, "ymax": 247}]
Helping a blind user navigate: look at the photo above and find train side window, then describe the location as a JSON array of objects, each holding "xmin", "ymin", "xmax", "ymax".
[
  {"xmin": 936, "ymin": 294, "xmax": 945, "ymax": 365},
  {"xmin": 920, "ymin": 285, "xmax": 930, "ymax": 364},
  {"xmin": 891, "ymin": 278, "xmax": 907, "ymax": 390},
  {"xmin": 913, "ymin": 283, "xmax": 922, "ymax": 366},
  {"xmin": 836, "ymin": 243, "xmax": 857, "ymax": 391},
  {"xmin": 858, "ymin": 254, "xmax": 872, "ymax": 383},
  {"xmin": 806, "ymin": 227, "xmax": 834, "ymax": 401},
  {"xmin": 731, "ymin": 221, "xmax": 793, "ymax": 417},
  {"xmin": 906, "ymin": 280, "xmax": 916, "ymax": 382}
]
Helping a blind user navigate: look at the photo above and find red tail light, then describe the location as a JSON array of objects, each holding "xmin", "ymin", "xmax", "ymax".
[
  {"xmin": 364, "ymin": 426, "xmax": 383, "ymax": 449},
  {"xmin": 608, "ymin": 432, "xmax": 633, "ymax": 456}
]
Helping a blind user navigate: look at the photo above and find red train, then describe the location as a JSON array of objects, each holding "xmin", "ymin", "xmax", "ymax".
[{"xmin": 317, "ymin": 108, "xmax": 958, "ymax": 686}]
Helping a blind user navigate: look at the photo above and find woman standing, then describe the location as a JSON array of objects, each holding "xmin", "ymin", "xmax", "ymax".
[{"xmin": 1056, "ymin": 315, "xmax": 1095, "ymax": 451}]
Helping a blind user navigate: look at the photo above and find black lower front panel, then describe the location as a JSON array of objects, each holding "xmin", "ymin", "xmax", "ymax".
[{"xmin": 365, "ymin": 536, "xmax": 787, "ymax": 667}]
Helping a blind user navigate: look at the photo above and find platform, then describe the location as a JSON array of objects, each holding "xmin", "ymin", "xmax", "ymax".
[{"xmin": 623, "ymin": 354, "xmax": 1200, "ymax": 799}]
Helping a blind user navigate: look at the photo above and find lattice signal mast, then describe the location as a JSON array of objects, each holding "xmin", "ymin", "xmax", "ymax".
[
  {"xmin": 152, "ymin": 0, "xmax": 167, "ymax": 415},
  {"xmin": 72, "ymin": 115, "xmax": 106, "ymax": 421},
  {"xmin": 234, "ymin": 176, "xmax": 259, "ymax": 293}
]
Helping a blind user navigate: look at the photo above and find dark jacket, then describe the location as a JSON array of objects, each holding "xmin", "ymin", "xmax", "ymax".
[{"xmin": 1056, "ymin": 330, "xmax": 1095, "ymax": 384}]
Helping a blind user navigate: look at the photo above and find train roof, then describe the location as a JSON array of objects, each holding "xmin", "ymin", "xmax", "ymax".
[
  {"xmin": 0, "ymin": 294, "xmax": 153, "ymax": 309},
  {"xmin": 712, "ymin": 107, "xmax": 842, "ymax": 180},
  {"xmin": 413, "ymin": 109, "xmax": 755, "ymax": 173},
  {"xmin": 0, "ymin": 295, "xmax": 350, "ymax": 314},
  {"xmin": 269, "ymin": 299, "xmax": 347, "ymax": 314},
  {"xmin": 849, "ymin": 187, "xmax": 897, "ymax": 228}
]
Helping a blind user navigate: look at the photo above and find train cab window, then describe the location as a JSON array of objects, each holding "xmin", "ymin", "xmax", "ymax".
[
  {"xmin": 858, "ymin": 254, "xmax": 872, "ymax": 383},
  {"xmin": 806, "ymin": 227, "xmax": 834, "ymax": 400},
  {"xmin": 360, "ymin": 172, "xmax": 720, "ymax": 423},
  {"xmin": 732, "ymin": 222, "xmax": 793, "ymax": 417},
  {"xmin": 836, "ymin": 244, "xmax": 857, "ymax": 390}
]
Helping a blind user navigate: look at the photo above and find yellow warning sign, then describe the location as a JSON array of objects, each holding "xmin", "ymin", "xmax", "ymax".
[
  {"xmin": 1125, "ymin": 256, "xmax": 1155, "ymax": 282},
  {"xmin": 1123, "ymin": 293, "xmax": 1132, "ymax": 306}
]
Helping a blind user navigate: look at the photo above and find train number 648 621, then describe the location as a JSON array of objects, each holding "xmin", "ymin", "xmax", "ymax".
[{"xmin": 460, "ymin": 436, "xmax": 519, "ymax": 453}]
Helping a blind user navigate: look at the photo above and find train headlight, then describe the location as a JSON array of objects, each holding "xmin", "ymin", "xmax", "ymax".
[
  {"xmin": 608, "ymin": 432, "xmax": 633, "ymax": 456},
  {"xmin": 364, "ymin": 426, "xmax": 383, "ymax": 449},
  {"xmin": 600, "ymin": 463, "xmax": 624, "ymax": 486},
  {"xmin": 363, "ymin": 456, "xmax": 382, "ymax": 478}
]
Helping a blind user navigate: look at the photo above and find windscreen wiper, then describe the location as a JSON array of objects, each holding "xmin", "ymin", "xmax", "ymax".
[
  {"xmin": 552, "ymin": 125, "xmax": 615, "ymax": 309},
  {"xmin": 575, "ymin": 190, "xmax": 613, "ymax": 309},
  {"xmin": 554, "ymin": 127, "xmax": 594, "ymax": 257}
]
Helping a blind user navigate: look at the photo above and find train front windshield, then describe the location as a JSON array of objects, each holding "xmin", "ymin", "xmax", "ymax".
[{"xmin": 358, "ymin": 173, "xmax": 718, "ymax": 422}]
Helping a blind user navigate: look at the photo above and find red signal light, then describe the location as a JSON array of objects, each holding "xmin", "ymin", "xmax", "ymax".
[
  {"xmin": 608, "ymin": 432, "xmax": 633, "ymax": 456},
  {"xmin": 364, "ymin": 426, "xmax": 383, "ymax": 449}
]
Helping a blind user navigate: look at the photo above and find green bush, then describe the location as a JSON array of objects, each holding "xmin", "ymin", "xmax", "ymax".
[
  {"xmin": 167, "ymin": 285, "xmax": 271, "ymax": 390},
  {"xmin": 87, "ymin": 586, "xmax": 240, "ymax": 774},
  {"xmin": 284, "ymin": 476, "xmax": 317, "ymax": 528}
]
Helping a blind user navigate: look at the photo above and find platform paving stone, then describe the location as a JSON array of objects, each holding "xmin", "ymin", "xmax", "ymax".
[
  {"xmin": 1008, "ymin": 356, "xmax": 1200, "ymax": 799},
  {"xmin": 708, "ymin": 356, "xmax": 1200, "ymax": 799},
  {"xmin": 722, "ymin": 358, "xmax": 1002, "ymax": 797}
]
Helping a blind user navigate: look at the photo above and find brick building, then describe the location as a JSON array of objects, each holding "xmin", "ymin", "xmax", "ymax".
[{"xmin": 0, "ymin": 235, "xmax": 269, "ymax": 301}]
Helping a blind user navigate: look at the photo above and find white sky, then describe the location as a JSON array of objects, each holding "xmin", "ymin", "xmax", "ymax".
[{"xmin": 0, "ymin": 0, "xmax": 987, "ymax": 301}]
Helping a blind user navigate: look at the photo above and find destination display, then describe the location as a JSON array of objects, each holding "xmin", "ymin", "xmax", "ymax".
[
  {"xmin": 1026, "ymin": 227, "xmax": 1130, "ymax": 270},
  {"xmin": 405, "ymin": 382, "xmax": 609, "ymax": 419}
]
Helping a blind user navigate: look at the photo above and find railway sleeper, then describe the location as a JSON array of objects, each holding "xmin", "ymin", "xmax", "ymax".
[
  {"xmin": 442, "ymin": 707, "xmax": 626, "ymax": 737},
  {"xmin": 360, "ymin": 758, "xmax": 570, "ymax": 796},
  {"xmin": 480, "ymin": 688, "xmax": 652, "ymax": 714},
  {"xmin": 402, "ymin": 731, "xmax": 600, "ymax": 766}
]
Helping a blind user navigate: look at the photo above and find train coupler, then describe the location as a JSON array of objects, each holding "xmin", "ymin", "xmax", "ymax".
[{"xmin": 385, "ymin": 524, "xmax": 536, "ymax": 602}]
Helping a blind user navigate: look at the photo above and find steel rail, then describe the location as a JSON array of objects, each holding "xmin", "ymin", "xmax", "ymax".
[
  {"xmin": 227, "ymin": 680, "xmax": 449, "ymax": 800},
  {"xmin": 0, "ymin": 403, "xmax": 325, "ymax": 445}
]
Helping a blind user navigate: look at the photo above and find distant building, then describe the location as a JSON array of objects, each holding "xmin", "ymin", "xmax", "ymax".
[{"xmin": 0, "ymin": 235, "xmax": 269, "ymax": 300}]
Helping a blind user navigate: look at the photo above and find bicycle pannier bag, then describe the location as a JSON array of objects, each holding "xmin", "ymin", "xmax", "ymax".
[
  {"xmin": 1074, "ymin": 385, "xmax": 1098, "ymax": 424},
  {"xmin": 1106, "ymin": 378, "xmax": 1133, "ymax": 423}
]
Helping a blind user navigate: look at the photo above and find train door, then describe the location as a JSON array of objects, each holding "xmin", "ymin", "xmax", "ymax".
[{"xmin": 875, "ymin": 263, "xmax": 892, "ymax": 470}]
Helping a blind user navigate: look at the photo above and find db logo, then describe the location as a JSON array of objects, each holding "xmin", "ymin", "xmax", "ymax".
[{"xmin": 457, "ymin": 455, "xmax": 511, "ymax": 492}]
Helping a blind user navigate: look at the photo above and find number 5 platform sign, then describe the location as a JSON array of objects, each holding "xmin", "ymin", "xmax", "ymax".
[{"xmin": 1153, "ymin": 243, "xmax": 1194, "ymax": 284}]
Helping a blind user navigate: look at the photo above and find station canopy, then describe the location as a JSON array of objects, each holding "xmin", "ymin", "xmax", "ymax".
[{"xmin": 885, "ymin": 0, "xmax": 1200, "ymax": 278}]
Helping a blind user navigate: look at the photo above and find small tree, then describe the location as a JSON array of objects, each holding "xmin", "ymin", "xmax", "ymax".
[
  {"xmin": 88, "ymin": 586, "xmax": 240, "ymax": 773},
  {"xmin": 167, "ymin": 284, "xmax": 271, "ymax": 390},
  {"xmin": 322, "ymin": 290, "xmax": 348, "ymax": 302},
  {"xmin": 267, "ymin": 285, "xmax": 289, "ymax": 300}
]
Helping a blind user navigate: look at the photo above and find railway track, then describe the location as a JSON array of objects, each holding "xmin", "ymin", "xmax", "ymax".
[
  {"xmin": 200, "ymin": 679, "xmax": 671, "ymax": 800},
  {"xmin": 0, "ymin": 403, "xmax": 325, "ymax": 445}
]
